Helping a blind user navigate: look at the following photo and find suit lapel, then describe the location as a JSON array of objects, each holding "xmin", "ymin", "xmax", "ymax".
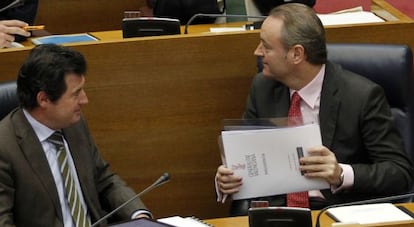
[
  {"xmin": 13, "ymin": 110, "xmax": 63, "ymax": 220},
  {"xmin": 319, "ymin": 62, "xmax": 341, "ymax": 148},
  {"xmin": 273, "ymin": 83, "xmax": 290, "ymax": 118}
]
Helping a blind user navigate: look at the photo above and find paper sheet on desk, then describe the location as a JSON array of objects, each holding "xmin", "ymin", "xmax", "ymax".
[
  {"xmin": 210, "ymin": 27, "xmax": 246, "ymax": 32},
  {"xmin": 220, "ymin": 124, "xmax": 329, "ymax": 200},
  {"xmin": 317, "ymin": 11, "xmax": 385, "ymax": 26},
  {"xmin": 327, "ymin": 203, "xmax": 413, "ymax": 224},
  {"xmin": 158, "ymin": 216, "xmax": 211, "ymax": 227}
]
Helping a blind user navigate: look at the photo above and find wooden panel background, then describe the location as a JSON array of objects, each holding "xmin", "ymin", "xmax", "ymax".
[
  {"xmin": 0, "ymin": 32, "xmax": 260, "ymax": 219},
  {"xmin": 78, "ymin": 33, "xmax": 258, "ymax": 219},
  {"xmin": 34, "ymin": 0, "xmax": 148, "ymax": 34}
]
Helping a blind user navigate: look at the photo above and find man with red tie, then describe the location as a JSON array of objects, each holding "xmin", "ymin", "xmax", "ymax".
[{"xmin": 215, "ymin": 3, "xmax": 413, "ymax": 216}]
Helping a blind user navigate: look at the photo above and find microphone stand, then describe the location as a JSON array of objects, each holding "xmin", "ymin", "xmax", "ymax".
[
  {"xmin": 184, "ymin": 13, "xmax": 267, "ymax": 34},
  {"xmin": 91, "ymin": 173, "xmax": 170, "ymax": 227}
]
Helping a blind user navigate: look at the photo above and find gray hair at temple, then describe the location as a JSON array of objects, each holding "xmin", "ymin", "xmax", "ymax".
[{"xmin": 269, "ymin": 3, "xmax": 327, "ymax": 65}]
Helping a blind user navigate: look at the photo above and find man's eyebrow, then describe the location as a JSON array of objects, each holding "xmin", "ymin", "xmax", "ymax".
[
  {"xmin": 261, "ymin": 39, "xmax": 271, "ymax": 47},
  {"xmin": 72, "ymin": 86, "xmax": 84, "ymax": 94}
]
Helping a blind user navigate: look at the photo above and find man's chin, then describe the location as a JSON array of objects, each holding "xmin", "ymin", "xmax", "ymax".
[
  {"xmin": 262, "ymin": 71, "xmax": 273, "ymax": 78},
  {"xmin": 72, "ymin": 113, "xmax": 82, "ymax": 123}
]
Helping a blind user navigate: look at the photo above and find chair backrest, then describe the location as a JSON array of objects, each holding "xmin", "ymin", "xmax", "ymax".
[
  {"xmin": 0, "ymin": 80, "xmax": 19, "ymax": 120},
  {"xmin": 326, "ymin": 43, "xmax": 413, "ymax": 161}
]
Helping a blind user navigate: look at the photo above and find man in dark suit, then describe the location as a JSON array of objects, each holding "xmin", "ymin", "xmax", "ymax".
[
  {"xmin": 215, "ymin": 3, "xmax": 414, "ymax": 216},
  {"xmin": 0, "ymin": 44, "xmax": 151, "ymax": 226}
]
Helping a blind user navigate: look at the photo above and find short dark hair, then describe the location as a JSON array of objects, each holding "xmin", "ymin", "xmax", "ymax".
[
  {"xmin": 269, "ymin": 3, "xmax": 327, "ymax": 65},
  {"xmin": 17, "ymin": 44, "xmax": 87, "ymax": 110}
]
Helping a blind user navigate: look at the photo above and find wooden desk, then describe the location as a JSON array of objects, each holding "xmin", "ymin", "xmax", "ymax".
[
  {"xmin": 372, "ymin": 0, "xmax": 413, "ymax": 21},
  {"xmin": 204, "ymin": 203, "xmax": 414, "ymax": 227},
  {"xmin": 1, "ymin": 0, "xmax": 414, "ymax": 221}
]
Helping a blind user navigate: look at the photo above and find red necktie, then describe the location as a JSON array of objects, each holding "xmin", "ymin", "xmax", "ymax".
[{"xmin": 286, "ymin": 92, "xmax": 310, "ymax": 208}]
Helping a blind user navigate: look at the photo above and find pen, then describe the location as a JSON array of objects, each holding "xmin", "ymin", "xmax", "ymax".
[{"xmin": 23, "ymin": 25, "xmax": 45, "ymax": 31}]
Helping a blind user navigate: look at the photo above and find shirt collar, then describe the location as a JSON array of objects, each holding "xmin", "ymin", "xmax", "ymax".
[
  {"xmin": 23, "ymin": 109, "xmax": 56, "ymax": 142},
  {"xmin": 290, "ymin": 64, "xmax": 325, "ymax": 109}
]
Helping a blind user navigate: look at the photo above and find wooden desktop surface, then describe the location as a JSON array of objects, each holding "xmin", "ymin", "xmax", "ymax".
[
  {"xmin": 204, "ymin": 203, "xmax": 414, "ymax": 227},
  {"xmin": 372, "ymin": 0, "xmax": 413, "ymax": 21},
  {"xmin": 1, "ymin": 0, "xmax": 414, "ymax": 221}
]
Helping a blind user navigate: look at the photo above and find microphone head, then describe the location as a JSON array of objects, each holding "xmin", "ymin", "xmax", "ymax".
[
  {"xmin": 162, "ymin": 172, "xmax": 170, "ymax": 181},
  {"xmin": 154, "ymin": 172, "xmax": 170, "ymax": 186}
]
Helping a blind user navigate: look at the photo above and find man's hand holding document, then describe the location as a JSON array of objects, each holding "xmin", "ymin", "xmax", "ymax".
[{"xmin": 220, "ymin": 121, "xmax": 329, "ymax": 200}]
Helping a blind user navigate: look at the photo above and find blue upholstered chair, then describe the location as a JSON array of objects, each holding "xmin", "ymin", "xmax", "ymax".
[
  {"xmin": 0, "ymin": 80, "xmax": 18, "ymax": 120},
  {"xmin": 325, "ymin": 43, "xmax": 413, "ymax": 161}
]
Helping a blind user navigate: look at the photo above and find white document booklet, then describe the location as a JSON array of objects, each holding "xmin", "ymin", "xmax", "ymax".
[
  {"xmin": 220, "ymin": 123, "xmax": 329, "ymax": 200},
  {"xmin": 326, "ymin": 203, "xmax": 413, "ymax": 224}
]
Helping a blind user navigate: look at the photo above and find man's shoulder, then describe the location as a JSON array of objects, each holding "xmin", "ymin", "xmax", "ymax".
[
  {"xmin": 325, "ymin": 61, "xmax": 379, "ymax": 89},
  {"xmin": 0, "ymin": 109, "xmax": 25, "ymax": 148},
  {"xmin": 0, "ymin": 108, "xmax": 22, "ymax": 131}
]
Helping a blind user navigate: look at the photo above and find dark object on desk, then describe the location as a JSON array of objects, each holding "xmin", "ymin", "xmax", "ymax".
[
  {"xmin": 184, "ymin": 13, "xmax": 266, "ymax": 34},
  {"xmin": 109, "ymin": 218, "xmax": 174, "ymax": 227},
  {"xmin": 152, "ymin": 0, "xmax": 222, "ymax": 25},
  {"xmin": 30, "ymin": 29, "xmax": 52, "ymax": 38},
  {"xmin": 252, "ymin": 20, "xmax": 264, "ymax": 29},
  {"xmin": 248, "ymin": 207, "xmax": 312, "ymax": 227},
  {"xmin": 252, "ymin": 0, "xmax": 316, "ymax": 15},
  {"xmin": 122, "ymin": 17, "xmax": 181, "ymax": 38}
]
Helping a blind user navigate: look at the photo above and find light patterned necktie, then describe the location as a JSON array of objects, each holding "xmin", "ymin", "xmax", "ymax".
[
  {"xmin": 286, "ymin": 92, "xmax": 310, "ymax": 208},
  {"xmin": 48, "ymin": 131, "xmax": 91, "ymax": 227}
]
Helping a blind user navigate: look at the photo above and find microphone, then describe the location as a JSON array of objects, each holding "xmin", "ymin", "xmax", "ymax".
[
  {"xmin": 184, "ymin": 13, "xmax": 267, "ymax": 34},
  {"xmin": 0, "ymin": 0, "xmax": 24, "ymax": 13},
  {"xmin": 314, "ymin": 192, "xmax": 414, "ymax": 227},
  {"xmin": 91, "ymin": 172, "xmax": 170, "ymax": 227}
]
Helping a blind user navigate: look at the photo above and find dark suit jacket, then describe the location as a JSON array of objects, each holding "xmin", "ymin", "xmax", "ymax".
[
  {"xmin": 242, "ymin": 61, "xmax": 414, "ymax": 205},
  {"xmin": 0, "ymin": 108, "xmax": 147, "ymax": 227}
]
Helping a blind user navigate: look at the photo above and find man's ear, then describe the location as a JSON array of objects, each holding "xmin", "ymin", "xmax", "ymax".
[
  {"xmin": 291, "ymin": 44, "xmax": 305, "ymax": 64},
  {"xmin": 37, "ymin": 91, "xmax": 50, "ymax": 108}
]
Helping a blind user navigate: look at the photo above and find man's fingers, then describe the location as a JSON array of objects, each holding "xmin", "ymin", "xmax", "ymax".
[{"xmin": 0, "ymin": 20, "xmax": 31, "ymax": 37}]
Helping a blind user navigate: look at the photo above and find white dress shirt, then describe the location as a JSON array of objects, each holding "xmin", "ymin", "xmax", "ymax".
[{"xmin": 23, "ymin": 109, "xmax": 89, "ymax": 227}]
